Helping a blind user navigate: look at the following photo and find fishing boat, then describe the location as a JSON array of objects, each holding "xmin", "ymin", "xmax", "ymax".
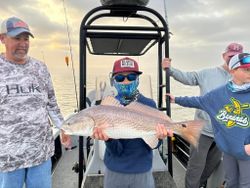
[{"xmin": 51, "ymin": 1, "xmax": 225, "ymax": 187}]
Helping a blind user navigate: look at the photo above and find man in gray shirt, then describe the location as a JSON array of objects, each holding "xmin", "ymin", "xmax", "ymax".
[
  {"xmin": 162, "ymin": 43, "xmax": 243, "ymax": 188},
  {"xmin": 0, "ymin": 16, "xmax": 71, "ymax": 188}
]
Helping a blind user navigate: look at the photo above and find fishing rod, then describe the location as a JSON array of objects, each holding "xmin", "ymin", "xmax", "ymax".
[
  {"xmin": 162, "ymin": 0, "xmax": 173, "ymax": 176},
  {"xmin": 163, "ymin": 0, "xmax": 168, "ymax": 25},
  {"xmin": 62, "ymin": 0, "xmax": 79, "ymax": 111}
]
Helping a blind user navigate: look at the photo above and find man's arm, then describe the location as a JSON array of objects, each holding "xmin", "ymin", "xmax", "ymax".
[
  {"xmin": 43, "ymin": 63, "xmax": 72, "ymax": 148},
  {"xmin": 170, "ymin": 67, "xmax": 200, "ymax": 86},
  {"xmin": 175, "ymin": 96, "xmax": 204, "ymax": 109},
  {"xmin": 162, "ymin": 58, "xmax": 200, "ymax": 85},
  {"xmin": 46, "ymin": 69, "xmax": 64, "ymax": 128}
]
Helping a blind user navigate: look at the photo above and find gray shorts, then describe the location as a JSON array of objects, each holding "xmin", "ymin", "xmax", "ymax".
[{"xmin": 104, "ymin": 167, "xmax": 155, "ymax": 188}]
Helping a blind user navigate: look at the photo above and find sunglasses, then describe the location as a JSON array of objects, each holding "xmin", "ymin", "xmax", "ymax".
[
  {"xmin": 114, "ymin": 73, "xmax": 138, "ymax": 82},
  {"xmin": 231, "ymin": 55, "xmax": 250, "ymax": 69},
  {"xmin": 240, "ymin": 56, "xmax": 250, "ymax": 64}
]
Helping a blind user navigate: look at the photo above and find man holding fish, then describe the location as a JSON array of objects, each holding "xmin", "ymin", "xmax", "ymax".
[
  {"xmin": 93, "ymin": 57, "xmax": 171, "ymax": 188},
  {"xmin": 62, "ymin": 57, "xmax": 203, "ymax": 188}
]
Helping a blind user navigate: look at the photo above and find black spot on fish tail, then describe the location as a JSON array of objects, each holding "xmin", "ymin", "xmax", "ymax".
[{"xmin": 181, "ymin": 123, "xmax": 187, "ymax": 128}]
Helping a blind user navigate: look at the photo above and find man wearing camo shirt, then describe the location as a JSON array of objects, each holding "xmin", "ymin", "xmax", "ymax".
[{"xmin": 0, "ymin": 17, "xmax": 71, "ymax": 188}]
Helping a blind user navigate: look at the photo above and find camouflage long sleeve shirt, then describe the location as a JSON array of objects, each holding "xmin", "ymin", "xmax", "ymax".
[{"xmin": 0, "ymin": 54, "xmax": 63, "ymax": 172}]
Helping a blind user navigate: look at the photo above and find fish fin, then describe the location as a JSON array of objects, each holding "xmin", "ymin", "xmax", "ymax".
[
  {"xmin": 142, "ymin": 135, "xmax": 159, "ymax": 149},
  {"xmin": 126, "ymin": 102, "xmax": 173, "ymax": 122},
  {"xmin": 173, "ymin": 120, "xmax": 204, "ymax": 148},
  {"xmin": 100, "ymin": 96, "xmax": 123, "ymax": 107}
]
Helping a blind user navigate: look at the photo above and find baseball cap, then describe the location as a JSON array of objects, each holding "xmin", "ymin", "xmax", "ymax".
[
  {"xmin": 229, "ymin": 53, "xmax": 250, "ymax": 70},
  {"xmin": 112, "ymin": 57, "xmax": 142, "ymax": 76},
  {"xmin": 0, "ymin": 17, "xmax": 34, "ymax": 38},
  {"xmin": 224, "ymin": 43, "xmax": 243, "ymax": 57}
]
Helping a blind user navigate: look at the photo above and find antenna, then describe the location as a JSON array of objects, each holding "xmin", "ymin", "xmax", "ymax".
[
  {"xmin": 163, "ymin": 0, "xmax": 173, "ymax": 37},
  {"xmin": 62, "ymin": 0, "xmax": 79, "ymax": 111},
  {"xmin": 163, "ymin": 0, "xmax": 168, "ymax": 25}
]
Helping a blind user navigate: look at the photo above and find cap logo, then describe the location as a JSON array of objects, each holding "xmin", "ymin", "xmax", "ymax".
[
  {"xmin": 7, "ymin": 20, "xmax": 28, "ymax": 31},
  {"xmin": 120, "ymin": 59, "xmax": 135, "ymax": 68},
  {"xmin": 13, "ymin": 21, "xmax": 28, "ymax": 28}
]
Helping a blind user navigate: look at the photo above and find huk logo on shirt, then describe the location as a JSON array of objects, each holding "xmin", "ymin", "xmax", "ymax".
[
  {"xmin": 6, "ymin": 84, "xmax": 41, "ymax": 95},
  {"xmin": 216, "ymin": 97, "xmax": 250, "ymax": 128}
]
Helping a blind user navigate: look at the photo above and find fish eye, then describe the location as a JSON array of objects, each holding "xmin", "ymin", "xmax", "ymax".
[{"xmin": 181, "ymin": 124, "xmax": 187, "ymax": 128}]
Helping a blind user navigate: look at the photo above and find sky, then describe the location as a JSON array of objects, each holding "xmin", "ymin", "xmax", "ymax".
[{"xmin": 1, "ymin": 0, "xmax": 250, "ymax": 73}]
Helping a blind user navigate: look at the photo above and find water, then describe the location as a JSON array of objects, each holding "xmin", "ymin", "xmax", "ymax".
[{"xmin": 49, "ymin": 65, "xmax": 199, "ymax": 122}]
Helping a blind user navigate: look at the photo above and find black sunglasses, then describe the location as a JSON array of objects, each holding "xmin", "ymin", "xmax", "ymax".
[{"xmin": 114, "ymin": 73, "xmax": 138, "ymax": 82}]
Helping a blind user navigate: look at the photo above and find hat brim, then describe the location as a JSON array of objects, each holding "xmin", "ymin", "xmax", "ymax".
[
  {"xmin": 7, "ymin": 28, "xmax": 34, "ymax": 38},
  {"xmin": 224, "ymin": 51, "xmax": 241, "ymax": 57},
  {"xmin": 238, "ymin": 64, "xmax": 250, "ymax": 69}
]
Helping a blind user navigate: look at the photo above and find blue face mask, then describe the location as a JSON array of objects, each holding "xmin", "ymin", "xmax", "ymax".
[
  {"xmin": 227, "ymin": 80, "xmax": 250, "ymax": 93},
  {"xmin": 113, "ymin": 78, "xmax": 139, "ymax": 97}
]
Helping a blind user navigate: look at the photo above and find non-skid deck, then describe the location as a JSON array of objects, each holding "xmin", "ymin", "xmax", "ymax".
[{"xmin": 52, "ymin": 144, "xmax": 185, "ymax": 188}]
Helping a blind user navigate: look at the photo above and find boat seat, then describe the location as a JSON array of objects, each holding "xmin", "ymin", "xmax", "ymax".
[{"xmin": 84, "ymin": 139, "xmax": 167, "ymax": 175}]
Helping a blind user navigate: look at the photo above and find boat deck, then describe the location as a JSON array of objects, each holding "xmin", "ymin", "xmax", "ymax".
[{"xmin": 52, "ymin": 138, "xmax": 185, "ymax": 188}]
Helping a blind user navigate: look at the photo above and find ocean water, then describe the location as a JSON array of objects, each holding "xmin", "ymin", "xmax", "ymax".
[{"xmin": 49, "ymin": 65, "xmax": 199, "ymax": 122}]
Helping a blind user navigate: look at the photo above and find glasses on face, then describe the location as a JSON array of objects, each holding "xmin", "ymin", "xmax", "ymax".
[
  {"xmin": 231, "ymin": 55, "xmax": 250, "ymax": 69},
  {"xmin": 240, "ymin": 56, "xmax": 250, "ymax": 64},
  {"xmin": 114, "ymin": 73, "xmax": 138, "ymax": 82}
]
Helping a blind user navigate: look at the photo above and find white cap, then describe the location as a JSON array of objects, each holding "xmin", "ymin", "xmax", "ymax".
[{"xmin": 229, "ymin": 53, "xmax": 250, "ymax": 70}]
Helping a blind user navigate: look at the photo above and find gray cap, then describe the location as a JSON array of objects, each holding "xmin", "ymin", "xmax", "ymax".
[{"xmin": 0, "ymin": 17, "xmax": 34, "ymax": 38}]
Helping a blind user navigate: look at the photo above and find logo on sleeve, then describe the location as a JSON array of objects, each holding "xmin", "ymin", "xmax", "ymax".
[{"xmin": 216, "ymin": 97, "xmax": 250, "ymax": 128}]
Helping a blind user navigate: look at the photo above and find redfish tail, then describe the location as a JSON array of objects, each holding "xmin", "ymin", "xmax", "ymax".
[{"xmin": 174, "ymin": 120, "xmax": 204, "ymax": 147}]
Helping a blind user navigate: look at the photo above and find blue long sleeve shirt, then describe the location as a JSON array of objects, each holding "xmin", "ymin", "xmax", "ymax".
[
  {"xmin": 175, "ymin": 84, "xmax": 250, "ymax": 160},
  {"xmin": 104, "ymin": 94, "xmax": 158, "ymax": 173},
  {"xmin": 170, "ymin": 66, "xmax": 231, "ymax": 137}
]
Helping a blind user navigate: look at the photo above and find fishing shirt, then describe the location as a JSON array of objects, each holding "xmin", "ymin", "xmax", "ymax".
[
  {"xmin": 0, "ymin": 54, "xmax": 63, "ymax": 172},
  {"xmin": 175, "ymin": 85, "xmax": 250, "ymax": 160},
  {"xmin": 169, "ymin": 66, "xmax": 231, "ymax": 137},
  {"xmin": 104, "ymin": 94, "xmax": 157, "ymax": 173}
]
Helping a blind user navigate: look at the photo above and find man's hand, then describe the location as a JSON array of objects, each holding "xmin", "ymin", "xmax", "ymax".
[
  {"xmin": 165, "ymin": 93, "xmax": 175, "ymax": 103},
  {"xmin": 245, "ymin": 144, "xmax": 250, "ymax": 156},
  {"xmin": 162, "ymin": 58, "xmax": 172, "ymax": 70},
  {"xmin": 92, "ymin": 123, "xmax": 110, "ymax": 141},
  {"xmin": 155, "ymin": 123, "xmax": 173, "ymax": 139},
  {"xmin": 60, "ymin": 130, "xmax": 72, "ymax": 149}
]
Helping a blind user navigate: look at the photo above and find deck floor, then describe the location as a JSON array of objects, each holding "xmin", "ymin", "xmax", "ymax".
[
  {"xmin": 52, "ymin": 147, "xmax": 78, "ymax": 188},
  {"xmin": 52, "ymin": 146, "xmax": 185, "ymax": 188}
]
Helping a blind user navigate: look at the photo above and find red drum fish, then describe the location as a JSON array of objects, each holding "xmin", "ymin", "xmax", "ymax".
[{"xmin": 62, "ymin": 96, "xmax": 203, "ymax": 148}]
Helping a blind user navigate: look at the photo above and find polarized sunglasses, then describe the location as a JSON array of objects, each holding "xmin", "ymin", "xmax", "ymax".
[
  {"xmin": 114, "ymin": 73, "xmax": 138, "ymax": 82},
  {"xmin": 231, "ymin": 55, "xmax": 250, "ymax": 69},
  {"xmin": 240, "ymin": 56, "xmax": 250, "ymax": 64}
]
